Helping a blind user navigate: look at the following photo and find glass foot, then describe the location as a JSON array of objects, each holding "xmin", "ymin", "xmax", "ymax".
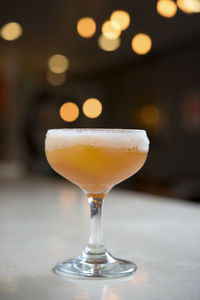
[{"xmin": 54, "ymin": 249, "xmax": 137, "ymax": 279}]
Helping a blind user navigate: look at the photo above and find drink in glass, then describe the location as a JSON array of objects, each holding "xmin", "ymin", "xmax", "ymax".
[{"xmin": 45, "ymin": 128, "xmax": 149, "ymax": 278}]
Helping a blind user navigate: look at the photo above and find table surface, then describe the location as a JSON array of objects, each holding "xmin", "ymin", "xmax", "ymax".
[{"xmin": 0, "ymin": 178, "xmax": 200, "ymax": 300}]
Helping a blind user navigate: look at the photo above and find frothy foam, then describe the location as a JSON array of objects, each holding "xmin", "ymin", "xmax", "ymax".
[{"xmin": 45, "ymin": 129, "xmax": 149, "ymax": 152}]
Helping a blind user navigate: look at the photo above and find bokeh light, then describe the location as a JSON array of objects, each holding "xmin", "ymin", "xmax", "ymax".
[
  {"xmin": 60, "ymin": 102, "xmax": 79, "ymax": 122},
  {"xmin": 98, "ymin": 35, "xmax": 121, "ymax": 51},
  {"xmin": 177, "ymin": 0, "xmax": 200, "ymax": 13},
  {"xmin": 48, "ymin": 54, "xmax": 69, "ymax": 74},
  {"xmin": 110, "ymin": 10, "xmax": 130, "ymax": 31},
  {"xmin": 140, "ymin": 105, "xmax": 160, "ymax": 125},
  {"xmin": 46, "ymin": 71, "xmax": 66, "ymax": 86},
  {"xmin": 131, "ymin": 33, "xmax": 152, "ymax": 55},
  {"xmin": 102, "ymin": 20, "xmax": 121, "ymax": 40},
  {"xmin": 157, "ymin": 0, "xmax": 177, "ymax": 18},
  {"xmin": 0, "ymin": 22, "xmax": 23, "ymax": 41},
  {"xmin": 82, "ymin": 98, "xmax": 102, "ymax": 119},
  {"xmin": 77, "ymin": 17, "xmax": 96, "ymax": 38}
]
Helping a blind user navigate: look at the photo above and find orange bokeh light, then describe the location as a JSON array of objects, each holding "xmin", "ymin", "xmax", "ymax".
[
  {"xmin": 131, "ymin": 33, "xmax": 152, "ymax": 55},
  {"xmin": 102, "ymin": 20, "xmax": 121, "ymax": 40},
  {"xmin": 110, "ymin": 10, "xmax": 130, "ymax": 31},
  {"xmin": 77, "ymin": 17, "xmax": 96, "ymax": 38},
  {"xmin": 82, "ymin": 98, "xmax": 102, "ymax": 119},
  {"xmin": 157, "ymin": 0, "xmax": 177, "ymax": 18},
  {"xmin": 60, "ymin": 102, "xmax": 79, "ymax": 122},
  {"xmin": 177, "ymin": 0, "xmax": 200, "ymax": 13}
]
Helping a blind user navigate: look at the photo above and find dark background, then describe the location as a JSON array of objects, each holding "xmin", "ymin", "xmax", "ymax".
[{"xmin": 0, "ymin": 0, "xmax": 200, "ymax": 202}]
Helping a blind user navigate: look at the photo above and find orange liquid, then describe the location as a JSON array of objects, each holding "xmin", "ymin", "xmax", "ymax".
[{"xmin": 46, "ymin": 144, "xmax": 147, "ymax": 193}]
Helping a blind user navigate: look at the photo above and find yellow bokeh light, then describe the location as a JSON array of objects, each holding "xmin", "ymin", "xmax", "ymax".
[
  {"xmin": 48, "ymin": 54, "xmax": 69, "ymax": 74},
  {"xmin": 177, "ymin": 0, "xmax": 200, "ymax": 13},
  {"xmin": 0, "ymin": 22, "xmax": 22, "ymax": 41},
  {"xmin": 46, "ymin": 71, "xmax": 66, "ymax": 86},
  {"xmin": 110, "ymin": 10, "xmax": 130, "ymax": 31},
  {"xmin": 140, "ymin": 105, "xmax": 160, "ymax": 125},
  {"xmin": 83, "ymin": 98, "xmax": 102, "ymax": 119},
  {"xmin": 157, "ymin": 0, "xmax": 177, "ymax": 18},
  {"xmin": 98, "ymin": 35, "xmax": 121, "ymax": 51},
  {"xmin": 77, "ymin": 17, "xmax": 96, "ymax": 38},
  {"xmin": 131, "ymin": 33, "xmax": 152, "ymax": 55},
  {"xmin": 102, "ymin": 20, "xmax": 121, "ymax": 40},
  {"xmin": 60, "ymin": 102, "xmax": 79, "ymax": 122}
]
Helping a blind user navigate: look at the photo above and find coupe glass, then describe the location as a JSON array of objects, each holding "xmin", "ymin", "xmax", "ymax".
[{"xmin": 45, "ymin": 128, "xmax": 149, "ymax": 278}]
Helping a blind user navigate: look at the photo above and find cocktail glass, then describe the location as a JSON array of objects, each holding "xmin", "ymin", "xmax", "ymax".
[{"xmin": 45, "ymin": 128, "xmax": 149, "ymax": 278}]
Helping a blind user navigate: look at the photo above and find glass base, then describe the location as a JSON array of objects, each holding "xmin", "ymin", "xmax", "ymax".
[{"xmin": 54, "ymin": 249, "xmax": 137, "ymax": 279}]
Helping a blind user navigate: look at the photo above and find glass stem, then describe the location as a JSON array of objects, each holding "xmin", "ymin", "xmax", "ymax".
[{"xmin": 86, "ymin": 194, "xmax": 106, "ymax": 254}]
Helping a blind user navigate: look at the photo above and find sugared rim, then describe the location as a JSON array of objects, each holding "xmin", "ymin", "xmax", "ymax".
[
  {"xmin": 45, "ymin": 128, "xmax": 149, "ymax": 152},
  {"xmin": 46, "ymin": 128, "xmax": 147, "ymax": 134}
]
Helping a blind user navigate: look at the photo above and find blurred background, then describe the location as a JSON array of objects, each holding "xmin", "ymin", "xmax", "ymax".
[{"xmin": 0, "ymin": 0, "xmax": 200, "ymax": 202}]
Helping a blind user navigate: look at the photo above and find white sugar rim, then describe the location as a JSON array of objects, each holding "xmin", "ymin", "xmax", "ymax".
[{"xmin": 45, "ymin": 128, "xmax": 149, "ymax": 152}]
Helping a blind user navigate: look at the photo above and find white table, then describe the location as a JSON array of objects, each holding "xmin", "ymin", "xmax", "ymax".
[{"xmin": 0, "ymin": 178, "xmax": 200, "ymax": 300}]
